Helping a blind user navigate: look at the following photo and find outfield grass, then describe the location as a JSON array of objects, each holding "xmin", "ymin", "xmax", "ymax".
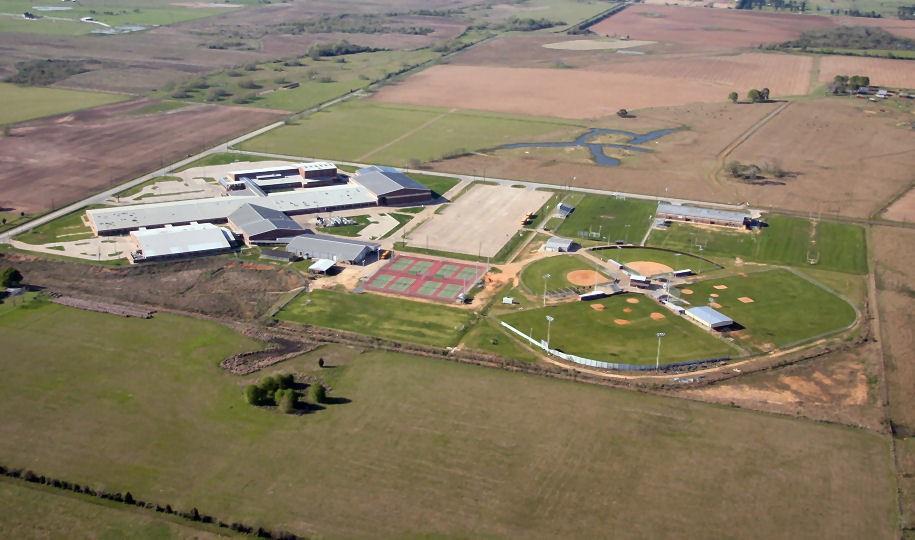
[
  {"xmin": 15, "ymin": 210, "xmax": 92, "ymax": 245},
  {"xmin": 238, "ymin": 101, "xmax": 582, "ymax": 167},
  {"xmin": 684, "ymin": 269, "xmax": 857, "ymax": 350},
  {"xmin": 174, "ymin": 152, "xmax": 278, "ymax": 172},
  {"xmin": 277, "ymin": 288, "xmax": 473, "ymax": 346},
  {"xmin": 593, "ymin": 246, "xmax": 719, "ymax": 274},
  {"xmin": 0, "ymin": 300, "xmax": 897, "ymax": 538},
  {"xmin": 519, "ymin": 254, "xmax": 598, "ymax": 294},
  {"xmin": 648, "ymin": 215, "xmax": 867, "ymax": 274},
  {"xmin": 0, "ymin": 83, "xmax": 125, "ymax": 125},
  {"xmin": 502, "ymin": 294, "xmax": 736, "ymax": 364},
  {"xmin": 459, "ymin": 318, "xmax": 541, "ymax": 362},
  {"xmin": 555, "ymin": 194, "xmax": 657, "ymax": 246}
]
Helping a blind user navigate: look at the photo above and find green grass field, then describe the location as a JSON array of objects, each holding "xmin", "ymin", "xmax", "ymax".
[
  {"xmin": 0, "ymin": 299, "xmax": 897, "ymax": 538},
  {"xmin": 501, "ymin": 294, "xmax": 736, "ymax": 364},
  {"xmin": 683, "ymin": 269, "xmax": 857, "ymax": 350},
  {"xmin": 555, "ymin": 194, "xmax": 657, "ymax": 246},
  {"xmin": 519, "ymin": 254, "xmax": 600, "ymax": 294},
  {"xmin": 238, "ymin": 101, "xmax": 582, "ymax": 167},
  {"xmin": 408, "ymin": 172, "xmax": 460, "ymax": 198},
  {"xmin": 648, "ymin": 215, "xmax": 868, "ymax": 274},
  {"xmin": 277, "ymin": 288, "xmax": 473, "ymax": 346},
  {"xmin": 316, "ymin": 215, "xmax": 372, "ymax": 237},
  {"xmin": 15, "ymin": 210, "xmax": 93, "ymax": 245},
  {"xmin": 593, "ymin": 246, "xmax": 719, "ymax": 274},
  {"xmin": 459, "ymin": 318, "xmax": 541, "ymax": 362},
  {"xmin": 0, "ymin": 83, "xmax": 125, "ymax": 125},
  {"xmin": 174, "ymin": 152, "xmax": 278, "ymax": 172}
]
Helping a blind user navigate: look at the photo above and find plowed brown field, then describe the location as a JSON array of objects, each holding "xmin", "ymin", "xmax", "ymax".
[
  {"xmin": 818, "ymin": 56, "xmax": 915, "ymax": 88},
  {"xmin": 0, "ymin": 99, "xmax": 284, "ymax": 213}
]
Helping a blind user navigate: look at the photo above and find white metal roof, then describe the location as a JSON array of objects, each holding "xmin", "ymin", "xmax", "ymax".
[
  {"xmin": 685, "ymin": 306, "xmax": 734, "ymax": 327},
  {"xmin": 130, "ymin": 223, "xmax": 232, "ymax": 258},
  {"xmin": 545, "ymin": 237, "xmax": 574, "ymax": 249},
  {"xmin": 657, "ymin": 203, "xmax": 750, "ymax": 224},
  {"xmin": 309, "ymin": 259, "xmax": 336, "ymax": 272},
  {"xmin": 287, "ymin": 234, "xmax": 379, "ymax": 262}
]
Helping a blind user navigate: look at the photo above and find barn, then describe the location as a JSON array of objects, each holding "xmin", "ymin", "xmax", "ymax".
[
  {"xmin": 352, "ymin": 166, "xmax": 432, "ymax": 205},
  {"xmin": 228, "ymin": 203, "xmax": 305, "ymax": 245}
]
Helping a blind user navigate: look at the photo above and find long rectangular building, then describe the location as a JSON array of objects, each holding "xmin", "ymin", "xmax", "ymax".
[
  {"xmin": 657, "ymin": 203, "xmax": 751, "ymax": 228},
  {"xmin": 129, "ymin": 223, "xmax": 235, "ymax": 263}
]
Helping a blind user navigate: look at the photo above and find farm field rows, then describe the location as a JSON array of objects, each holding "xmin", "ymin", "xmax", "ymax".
[
  {"xmin": 817, "ymin": 55, "xmax": 915, "ymax": 88},
  {"xmin": 0, "ymin": 300, "xmax": 897, "ymax": 538},
  {"xmin": 0, "ymin": 83, "xmax": 126, "ymax": 126}
]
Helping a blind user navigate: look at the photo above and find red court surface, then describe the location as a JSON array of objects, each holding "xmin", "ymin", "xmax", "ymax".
[{"xmin": 365, "ymin": 254, "xmax": 487, "ymax": 302}]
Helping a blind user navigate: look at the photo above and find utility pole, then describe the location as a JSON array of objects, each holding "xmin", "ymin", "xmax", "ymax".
[
  {"xmin": 546, "ymin": 315, "xmax": 554, "ymax": 349},
  {"xmin": 542, "ymin": 273, "xmax": 551, "ymax": 307},
  {"xmin": 655, "ymin": 332, "xmax": 666, "ymax": 371}
]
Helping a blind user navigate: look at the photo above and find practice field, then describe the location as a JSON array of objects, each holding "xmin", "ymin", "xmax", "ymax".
[
  {"xmin": 501, "ymin": 294, "xmax": 736, "ymax": 364},
  {"xmin": 408, "ymin": 184, "xmax": 552, "ymax": 257},
  {"xmin": 519, "ymin": 254, "xmax": 604, "ymax": 294},
  {"xmin": 648, "ymin": 215, "xmax": 867, "ymax": 274},
  {"xmin": 374, "ymin": 53, "xmax": 813, "ymax": 119},
  {"xmin": 682, "ymin": 269, "xmax": 857, "ymax": 350},
  {"xmin": 0, "ymin": 83, "xmax": 126, "ymax": 126},
  {"xmin": 555, "ymin": 194, "xmax": 657, "ymax": 245},
  {"xmin": 594, "ymin": 247, "xmax": 719, "ymax": 275},
  {"xmin": 238, "ymin": 101, "xmax": 581, "ymax": 167},
  {"xmin": 365, "ymin": 254, "xmax": 486, "ymax": 303},
  {"xmin": 277, "ymin": 288, "xmax": 473, "ymax": 346},
  {"xmin": 0, "ymin": 300, "xmax": 897, "ymax": 538}
]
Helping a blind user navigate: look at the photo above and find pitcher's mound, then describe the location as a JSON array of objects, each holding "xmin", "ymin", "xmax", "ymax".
[
  {"xmin": 738, "ymin": 296, "xmax": 755, "ymax": 303},
  {"xmin": 590, "ymin": 304, "xmax": 606, "ymax": 311},
  {"xmin": 614, "ymin": 319, "xmax": 630, "ymax": 326},
  {"xmin": 650, "ymin": 312, "xmax": 666, "ymax": 320},
  {"xmin": 628, "ymin": 261, "xmax": 673, "ymax": 276},
  {"xmin": 567, "ymin": 270, "xmax": 604, "ymax": 286},
  {"xmin": 626, "ymin": 297, "xmax": 640, "ymax": 304}
]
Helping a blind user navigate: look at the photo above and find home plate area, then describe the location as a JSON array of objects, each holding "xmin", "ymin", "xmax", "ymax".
[{"xmin": 366, "ymin": 255, "xmax": 487, "ymax": 302}]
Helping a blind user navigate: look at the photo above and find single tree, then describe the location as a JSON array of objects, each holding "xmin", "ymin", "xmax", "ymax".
[
  {"xmin": 243, "ymin": 384, "xmax": 266, "ymax": 406},
  {"xmin": 616, "ymin": 108, "xmax": 629, "ymax": 118},
  {"xmin": 318, "ymin": 358, "xmax": 325, "ymax": 368},
  {"xmin": 728, "ymin": 91, "xmax": 739, "ymax": 103},
  {"xmin": 760, "ymin": 87, "xmax": 770, "ymax": 101},
  {"xmin": 308, "ymin": 383, "xmax": 327, "ymax": 404},
  {"xmin": 0, "ymin": 267, "xmax": 23, "ymax": 287},
  {"xmin": 276, "ymin": 389, "xmax": 297, "ymax": 414},
  {"xmin": 747, "ymin": 89, "xmax": 762, "ymax": 103}
]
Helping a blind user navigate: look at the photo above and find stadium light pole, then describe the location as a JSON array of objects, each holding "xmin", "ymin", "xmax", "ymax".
[
  {"xmin": 542, "ymin": 273, "xmax": 551, "ymax": 307},
  {"xmin": 546, "ymin": 315, "xmax": 554, "ymax": 349},
  {"xmin": 655, "ymin": 332, "xmax": 666, "ymax": 371}
]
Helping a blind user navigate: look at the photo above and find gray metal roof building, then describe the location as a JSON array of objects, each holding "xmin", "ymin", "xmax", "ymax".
[
  {"xmin": 286, "ymin": 234, "xmax": 380, "ymax": 264},
  {"xmin": 657, "ymin": 203, "xmax": 751, "ymax": 228},
  {"xmin": 684, "ymin": 306, "xmax": 734, "ymax": 329},
  {"xmin": 129, "ymin": 223, "xmax": 234, "ymax": 262},
  {"xmin": 544, "ymin": 237, "xmax": 575, "ymax": 252},
  {"xmin": 556, "ymin": 203, "xmax": 575, "ymax": 218},
  {"xmin": 353, "ymin": 166, "xmax": 432, "ymax": 205},
  {"xmin": 228, "ymin": 203, "xmax": 305, "ymax": 244}
]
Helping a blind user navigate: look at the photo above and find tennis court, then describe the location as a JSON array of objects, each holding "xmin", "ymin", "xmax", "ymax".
[{"xmin": 364, "ymin": 254, "xmax": 487, "ymax": 303}]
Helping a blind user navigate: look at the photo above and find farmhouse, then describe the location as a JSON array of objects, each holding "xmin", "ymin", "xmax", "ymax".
[
  {"xmin": 656, "ymin": 203, "xmax": 751, "ymax": 229},
  {"xmin": 544, "ymin": 237, "xmax": 576, "ymax": 252},
  {"xmin": 352, "ymin": 166, "xmax": 432, "ymax": 205},
  {"xmin": 128, "ymin": 223, "xmax": 235, "ymax": 263},
  {"xmin": 286, "ymin": 234, "xmax": 379, "ymax": 265},
  {"xmin": 228, "ymin": 203, "xmax": 305, "ymax": 245},
  {"xmin": 684, "ymin": 306, "xmax": 734, "ymax": 330}
]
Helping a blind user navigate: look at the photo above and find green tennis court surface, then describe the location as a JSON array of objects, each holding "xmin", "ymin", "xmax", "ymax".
[
  {"xmin": 418, "ymin": 281, "xmax": 443, "ymax": 296},
  {"xmin": 438, "ymin": 284, "xmax": 463, "ymax": 299},
  {"xmin": 434, "ymin": 264, "xmax": 459, "ymax": 279},
  {"xmin": 370, "ymin": 274, "xmax": 394, "ymax": 288},
  {"xmin": 389, "ymin": 277, "xmax": 416, "ymax": 292},
  {"xmin": 390, "ymin": 257, "xmax": 415, "ymax": 271},
  {"xmin": 456, "ymin": 268, "xmax": 479, "ymax": 281},
  {"xmin": 408, "ymin": 261, "xmax": 434, "ymax": 275}
]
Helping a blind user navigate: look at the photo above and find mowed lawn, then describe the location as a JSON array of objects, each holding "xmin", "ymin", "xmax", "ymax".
[
  {"xmin": 593, "ymin": 246, "xmax": 718, "ymax": 274},
  {"xmin": 684, "ymin": 269, "xmax": 858, "ymax": 350},
  {"xmin": 501, "ymin": 294, "xmax": 735, "ymax": 364},
  {"xmin": 0, "ymin": 83, "xmax": 126, "ymax": 125},
  {"xmin": 519, "ymin": 254, "xmax": 600, "ymax": 294},
  {"xmin": 555, "ymin": 194, "xmax": 657, "ymax": 245},
  {"xmin": 0, "ymin": 301, "xmax": 897, "ymax": 538},
  {"xmin": 648, "ymin": 215, "xmax": 867, "ymax": 274},
  {"xmin": 277, "ymin": 288, "xmax": 473, "ymax": 346},
  {"xmin": 238, "ymin": 101, "xmax": 582, "ymax": 166}
]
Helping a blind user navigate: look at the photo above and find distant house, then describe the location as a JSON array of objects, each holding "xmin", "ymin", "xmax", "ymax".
[{"xmin": 543, "ymin": 237, "xmax": 575, "ymax": 252}]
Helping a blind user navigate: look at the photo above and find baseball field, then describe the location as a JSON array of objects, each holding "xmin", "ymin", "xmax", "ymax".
[
  {"xmin": 593, "ymin": 246, "xmax": 719, "ymax": 275},
  {"xmin": 519, "ymin": 254, "xmax": 605, "ymax": 294},
  {"xmin": 555, "ymin": 194, "xmax": 658, "ymax": 245},
  {"xmin": 0, "ymin": 299, "xmax": 897, "ymax": 538}
]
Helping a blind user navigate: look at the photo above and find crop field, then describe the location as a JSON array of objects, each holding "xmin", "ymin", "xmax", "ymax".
[
  {"xmin": 238, "ymin": 101, "xmax": 581, "ymax": 166},
  {"xmin": 519, "ymin": 254, "xmax": 601, "ymax": 294},
  {"xmin": 501, "ymin": 294, "xmax": 736, "ymax": 364},
  {"xmin": 0, "ymin": 300, "xmax": 897, "ymax": 538},
  {"xmin": 0, "ymin": 99, "xmax": 283, "ymax": 213},
  {"xmin": 818, "ymin": 55, "xmax": 915, "ymax": 89},
  {"xmin": 555, "ymin": 194, "xmax": 657, "ymax": 245},
  {"xmin": 593, "ymin": 246, "xmax": 719, "ymax": 274},
  {"xmin": 682, "ymin": 269, "xmax": 857, "ymax": 350},
  {"xmin": 276, "ymin": 288, "xmax": 473, "ymax": 347},
  {"xmin": 648, "ymin": 215, "xmax": 867, "ymax": 274},
  {"xmin": 0, "ymin": 83, "xmax": 126, "ymax": 126}
]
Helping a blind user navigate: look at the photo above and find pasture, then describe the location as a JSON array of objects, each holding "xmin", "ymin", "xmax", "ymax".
[
  {"xmin": 501, "ymin": 294, "xmax": 736, "ymax": 364},
  {"xmin": 648, "ymin": 215, "xmax": 868, "ymax": 274},
  {"xmin": 0, "ymin": 300, "xmax": 897, "ymax": 538},
  {"xmin": 0, "ymin": 83, "xmax": 126, "ymax": 126},
  {"xmin": 682, "ymin": 269, "xmax": 857, "ymax": 350},
  {"xmin": 237, "ymin": 101, "xmax": 581, "ymax": 166},
  {"xmin": 555, "ymin": 194, "xmax": 657, "ymax": 245},
  {"xmin": 276, "ymin": 288, "xmax": 473, "ymax": 347}
]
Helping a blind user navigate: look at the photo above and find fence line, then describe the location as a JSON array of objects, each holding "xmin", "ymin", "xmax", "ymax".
[{"xmin": 499, "ymin": 321, "xmax": 729, "ymax": 372}]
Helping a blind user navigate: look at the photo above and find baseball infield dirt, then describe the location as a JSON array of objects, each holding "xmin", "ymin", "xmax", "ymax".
[
  {"xmin": 627, "ymin": 261, "xmax": 674, "ymax": 276},
  {"xmin": 566, "ymin": 270, "xmax": 604, "ymax": 286}
]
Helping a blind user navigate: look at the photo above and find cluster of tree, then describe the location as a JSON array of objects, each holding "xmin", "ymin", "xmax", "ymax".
[
  {"xmin": 567, "ymin": 3, "xmax": 629, "ymax": 34},
  {"xmin": 244, "ymin": 373, "xmax": 328, "ymax": 414},
  {"xmin": 1, "ymin": 267, "xmax": 23, "ymax": 288},
  {"xmin": 725, "ymin": 160, "xmax": 788, "ymax": 181},
  {"xmin": 737, "ymin": 0, "xmax": 807, "ymax": 12},
  {"xmin": 384, "ymin": 8, "xmax": 464, "ymax": 17},
  {"xmin": 7, "ymin": 59, "xmax": 93, "ymax": 86},
  {"xmin": 0, "ymin": 464, "xmax": 300, "ymax": 539},
  {"xmin": 475, "ymin": 17, "xmax": 565, "ymax": 32},
  {"xmin": 769, "ymin": 27, "xmax": 915, "ymax": 52},
  {"xmin": 307, "ymin": 41, "xmax": 383, "ymax": 59},
  {"xmin": 277, "ymin": 14, "xmax": 433, "ymax": 36},
  {"xmin": 900, "ymin": 6, "xmax": 915, "ymax": 19},
  {"xmin": 829, "ymin": 74, "xmax": 871, "ymax": 94},
  {"xmin": 728, "ymin": 88, "xmax": 769, "ymax": 103}
]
